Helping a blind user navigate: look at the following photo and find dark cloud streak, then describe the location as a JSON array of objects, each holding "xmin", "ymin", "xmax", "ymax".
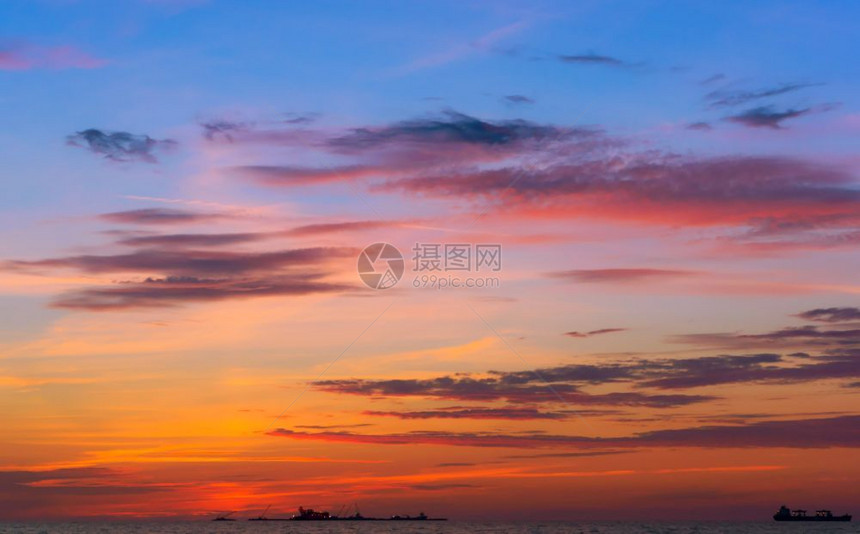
[
  {"xmin": 705, "ymin": 83, "xmax": 821, "ymax": 108},
  {"xmin": 564, "ymin": 328, "xmax": 627, "ymax": 338},
  {"xmin": 314, "ymin": 374, "xmax": 714, "ymax": 407},
  {"xmin": 328, "ymin": 111, "xmax": 579, "ymax": 152},
  {"xmin": 363, "ymin": 407, "xmax": 571, "ymax": 420},
  {"xmin": 558, "ymin": 53, "xmax": 626, "ymax": 67},
  {"xmin": 10, "ymin": 247, "xmax": 356, "ymax": 276},
  {"xmin": 504, "ymin": 95, "xmax": 535, "ymax": 105},
  {"xmin": 724, "ymin": 106, "xmax": 812, "ymax": 129},
  {"xmin": 51, "ymin": 274, "xmax": 351, "ymax": 310},
  {"xmin": 797, "ymin": 307, "xmax": 860, "ymax": 323},
  {"xmin": 550, "ymin": 269, "xmax": 696, "ymax": 283},
  {"xmin": 269, "ymin": 415, "xmax": 860, "ymax": 449},
  {"xmin": 99, "ymin": 208, "xmax": 226, "ymax": 225},
  {"xmin": 67, "ymin": 129, "xmax": 176, "ymax": 162}
]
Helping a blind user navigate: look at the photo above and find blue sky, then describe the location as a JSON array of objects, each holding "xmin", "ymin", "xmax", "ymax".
[{"xmin": 2, "ymin": 1, "xmax": 859, "ymax": 218}]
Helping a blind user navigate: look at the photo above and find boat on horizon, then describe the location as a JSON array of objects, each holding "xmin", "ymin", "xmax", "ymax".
[
  {"xmin": 212, "ymin": 511, "xmax": 237, "ymax": 521},
  {"xmin": 774, "ymin": 505, "xmax": 851, "ymax": 522},
  {"xmin": 246, "ymin": 506, "xmax": 446, "ymax": 521}
]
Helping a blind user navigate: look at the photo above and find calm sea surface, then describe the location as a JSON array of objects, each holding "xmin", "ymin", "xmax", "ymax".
[{"xmin": 0, "ymin": 523, "xmax": 857, "ymax": 534}]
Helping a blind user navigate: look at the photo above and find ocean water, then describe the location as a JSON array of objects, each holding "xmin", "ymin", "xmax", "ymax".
[{"xmin": 0, "ymin": 523, "xmax": 857, "ymax": 534}]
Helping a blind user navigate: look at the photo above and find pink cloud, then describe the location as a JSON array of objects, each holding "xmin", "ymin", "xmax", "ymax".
[
  {"xmin": 208, "ymin": 112, "xmax": 860, "ymax": 253},
  {"xmin": 0, "ymin": 44, "xmax": 108, "ymax": 71}
]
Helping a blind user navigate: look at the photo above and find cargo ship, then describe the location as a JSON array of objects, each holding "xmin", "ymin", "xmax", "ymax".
[
  {"xmin": 291, "ymin": 506, "xmax": 445, "ymax": 521},
  {"xmin": 774, "ymin": 505, "xmax": 851, "ymax": 522},
  {"xmin": 247, "ymin": 506, "xmax": 445, "ymax": 521}
]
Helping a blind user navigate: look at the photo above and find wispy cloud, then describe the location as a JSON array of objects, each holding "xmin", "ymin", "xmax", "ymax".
[
  {"xmin": 313, "ymin": 374, "xmax": 713, "ymax": 407},
  {"xmin": 236, "ymin": 165, "xmax": 384, "ymax": 186},
  {"xmin": 10, "ymin": 247, "xmax": 355, "ymax": 276},
  {"xmin": 205, "ymin": 110, "xmax": 860, "ymax": 242},
  {"xmin": 564, "ymin": 328, "xmax": 627, "ymax": 338},
  {"xmin": 672, "ymin": 325, "xmax": 860, "ymax": 349},
  {"xmin": 285, "ymin": 220, "xmax": 394, "ymax": 236},
  {"xmin": 699, "ymin": 74, "xmax": 726, "ymax": 85},
  {"xmin": 308, "ymin": 309, "xmax": 860, "ymax": 396},
  {"xmin": 0, "ymin": 467, "xmax": 160, "ymax": 519},
  {"xmin": 206, "ymin": 110, "xmax": 860, "ymax": 244},
  {"xmin": 504, "ymin": 94, "xmax": 535, "ymax": 105},
  {"xmin": 199, "ymin": 119, "xmax": 251, "ymax": 142},
  {"xmin": 269, "ymin": 415, "xmax": 860, "ymax": 449},
  {"xmin": 363, "ymin": 407, "xmax": 571, "ymax": 420},
  {"xmin": 99, "ymin": 208, "xmax": 227, "ymax": 225},
  {"xmin": 116, "ymin": 232, "xmax": 266, "ymax": 248},
  {"xmin": 51, "ymin": 274, "xmax": 352, "ymax": 310},
  {"xmin": 557, "ymin": 53, "xmax": 627, "ymax": 67},
  {"xmin": 378, "ymin": 155, "xmax": 859, "ymax": 229},
  {"xmin": 705, "ymin": 82, "xmax": 821, "ymax": 108},
  {"xmin": 7, "ymin": 243, "xmax": 357, "ymax": 309},
  {"xmin": 328, "ymin": 110, "xmax": 576, "ymax": 152},
  {"xmin": 686, "ymin": 121, "xmax": 712, "ymax": 131},
  {"xmin": 550, "ymin": 269, "xmax": 696, "ymax": 283},
  {"xmin": 394, "ymin": 20, "xmax": 530, "ymax": 74},
  {"xmin": 112, "ymin": 220, "xmax": 397, "ymax": 247},
  {"xmin": 0, "ymin": 43, "xmax": 107, "ymax": 70}
]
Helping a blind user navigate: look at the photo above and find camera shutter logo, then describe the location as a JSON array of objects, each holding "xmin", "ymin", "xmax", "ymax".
[{"xmin": 357, "ymin": 243, "xmax": 404, "ymax": 289}]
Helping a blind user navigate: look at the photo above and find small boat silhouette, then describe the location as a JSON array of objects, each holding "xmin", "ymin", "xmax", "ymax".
[{"xmin": 212, "ymin": 511, "xmax": 237, "ymax": 521}]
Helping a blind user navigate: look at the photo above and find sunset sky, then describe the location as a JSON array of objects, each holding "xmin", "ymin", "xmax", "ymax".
[{"xmin": 1, "ymin": 0, "xmax": 860, "ymax": 521}]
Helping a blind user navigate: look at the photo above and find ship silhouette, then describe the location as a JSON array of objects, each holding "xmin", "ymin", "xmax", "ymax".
[
  {"xmin": 291, "ymin": 506, "xmax": 444, "ymax": 521},
  {"xmin": 212, "ymin": 511, "xmax": 236, "ymax": 521},
  {"xmin": 242, "ymin": 505, "xmax": 445, "ymax": 521},
  {"xmin": 774, "ymin": 505, "xmax": 851, "ymax": 522}
]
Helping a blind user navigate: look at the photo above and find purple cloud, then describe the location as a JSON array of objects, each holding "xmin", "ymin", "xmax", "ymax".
[
  {"xmin": 796, "ymin": 307, "xmax": 860, "ymax": 323},
  {"xmin": 99, "ymin": 208, "xmax": 227, "ymax": 225},
  {"xmin": 269, "ymin": 415, "xmax": 860, "ymax": 449}
]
